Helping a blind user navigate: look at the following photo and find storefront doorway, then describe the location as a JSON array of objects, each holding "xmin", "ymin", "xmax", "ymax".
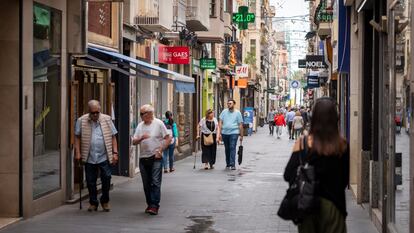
[{"xmin": 69, "ymin": 66, "xmax": 114, "ymax": 194}]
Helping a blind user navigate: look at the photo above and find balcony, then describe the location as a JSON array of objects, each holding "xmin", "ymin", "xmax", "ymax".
[
  {"xmin": 197, "ymin": 17, "xmax": 225, "ymax": 43},
  {"xmin": 223, "ymin": 12, "xmax": 232, "ymax": 37},
  {"xmin": 135, "ymin": 0, "xmax": 173, "ymax": 32},
  {"xmin": 186, "ymin": 0, "xmax": 209, "ymax": 31},
  {"xmin": 174, "ymin": 0, "xmax": 187, "ymax": 28}
]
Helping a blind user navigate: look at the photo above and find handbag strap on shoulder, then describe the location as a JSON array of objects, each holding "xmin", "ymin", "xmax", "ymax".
[{"xmin": 299, "ymin": 136, "xmax": 308, "ymax": 165}]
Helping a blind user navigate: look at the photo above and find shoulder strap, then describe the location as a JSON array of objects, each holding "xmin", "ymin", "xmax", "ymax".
[{"xmin": 299, "ymin": 136, "xmax": 308, "ymax": 165}]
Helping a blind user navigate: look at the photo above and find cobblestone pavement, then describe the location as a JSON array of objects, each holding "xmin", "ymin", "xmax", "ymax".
[{"xmin": 2, "ymin": 127, "xmax": 378, "ymax": 233}]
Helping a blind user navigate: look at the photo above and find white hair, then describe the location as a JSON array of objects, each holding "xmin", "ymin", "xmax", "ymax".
[
  {"xmin": 140, "ymin": 104, "xmax": 154, "ymax": 113},
  {"xmin": 88, "ymin": 100, "xmax": 101, "ymax": 109}
]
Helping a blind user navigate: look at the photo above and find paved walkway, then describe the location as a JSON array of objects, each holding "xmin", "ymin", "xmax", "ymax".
[{"xmin": 1, "ymin": 127, "xmax": 378, "ymax": 233}]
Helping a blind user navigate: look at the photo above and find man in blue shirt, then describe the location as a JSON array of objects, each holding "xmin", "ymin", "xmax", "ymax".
[
  {"xmin": 218, "ymin": 99, "xmax": 244, "ymax": 170},
  {"xmin": 285, "ymin": 108, "xmax": 296, "ymax": 140},
  {"xmin": 75, "ymin": 100, "xmax": 118, "ymax": 212}
]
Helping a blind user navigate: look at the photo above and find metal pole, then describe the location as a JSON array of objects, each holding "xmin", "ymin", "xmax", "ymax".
[{"xmin": 410, "ymin": 0, "xmax": 414, "ymax": 231}]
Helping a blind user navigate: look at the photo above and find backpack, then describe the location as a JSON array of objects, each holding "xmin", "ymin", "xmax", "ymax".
[{"xmin": 277, "ymin": 136, "xmax": 319, "ymax": 224}]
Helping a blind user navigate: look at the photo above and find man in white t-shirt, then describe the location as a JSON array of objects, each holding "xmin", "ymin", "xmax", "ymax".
[{"xmin": 132, "ymin": 104, "xmax": 171, "ymax": 215}]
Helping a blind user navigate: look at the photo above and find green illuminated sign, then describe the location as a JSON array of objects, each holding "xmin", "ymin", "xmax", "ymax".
[
  {"xmin": 200, "ymin": 58, "xmax": 216, "ymax": 69},
  {"xmin": 232, "ymin": 6, "xmax": 255, "ymax": 30}
]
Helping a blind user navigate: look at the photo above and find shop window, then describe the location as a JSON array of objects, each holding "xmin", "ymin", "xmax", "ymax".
[{"xmin": 33, "ymin": 3, "xmax": 62, "ymax": 199}]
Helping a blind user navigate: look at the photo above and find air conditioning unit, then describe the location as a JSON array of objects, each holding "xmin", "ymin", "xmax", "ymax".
[{"xmin": 135, "ymin": 0, "xmax": 173, "ymax": 32}]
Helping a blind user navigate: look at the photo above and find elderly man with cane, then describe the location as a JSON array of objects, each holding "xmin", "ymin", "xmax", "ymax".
[{"xmin": 74, "ymin": 100, "xmax": 118, "ymax": 212}]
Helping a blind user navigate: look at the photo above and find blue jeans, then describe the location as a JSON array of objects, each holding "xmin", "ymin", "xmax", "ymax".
[
  {"xmin": 139, "ymin": 156, "xmax": 163, "ymax": 208},
  {"xmin": 222, "ymin": 134, "xmax": 239, "ymax": 167},
  {"xmin": 162, "ymin": 142, "xmax": 175, "ymax": 170},
  {"xmin": 85, "ymin": 160, "xmax": 112, "ymax": 206}
]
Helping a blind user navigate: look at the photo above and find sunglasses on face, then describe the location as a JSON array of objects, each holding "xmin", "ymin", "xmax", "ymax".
[
  {"xmin": 140, "ymin": 111, "xmax": 150, "ymax": 116},
  {"xmin": 227, "ymin": 102, "xmax": 233, "ymax": 105},
  {"xmin": 90, "ymin": 111, "xmax": 100, "ymax": 115}
]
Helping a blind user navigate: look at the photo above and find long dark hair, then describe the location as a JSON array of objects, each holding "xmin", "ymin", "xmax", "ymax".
[
  {"xmin": 165, "ymin": 111, "xmax": 174, "ymax": 125},
  {"xmin": 309, "ymin": 97, "xmax": 347, "ymax": 156}
]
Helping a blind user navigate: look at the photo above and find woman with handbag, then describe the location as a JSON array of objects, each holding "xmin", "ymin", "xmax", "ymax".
[
  {"xmin": 282, "ymin": 97, "xmax": 349, "ymax": 233},
  {"xmin": 197, "ymin": 109, "xmax": 218, "ymax": 170}
]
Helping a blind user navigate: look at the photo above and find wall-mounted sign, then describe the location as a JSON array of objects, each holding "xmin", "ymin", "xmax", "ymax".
[
  {"xmin": 158, "ymin": 46, "xmax": 190, "ymax": 64},
  {"xmin": 298, "ymin": 59, "xmax": 306, "ymax": 68},
  {"xmin": 235, "ymin": 64, "xmax": 249, "ymax": 78},
  {"xmin": 305, "ymin": 55, "xmax": 328, "ymax": 68},
  {"xmin": 307, "ymin": 75, "xmax": 320, "ymax": 89},
  {"xmin": 200, "ymin": 58, "xmax": 216, "ymax": 69},
  {"xmin": 233, "ymin": 6, "xmax": 255, "ymax": 30}
]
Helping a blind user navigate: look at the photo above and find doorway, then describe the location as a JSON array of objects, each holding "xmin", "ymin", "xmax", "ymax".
[{"xmin": 69, "ymin": 67, "xmax": 114, "ymax": 193}]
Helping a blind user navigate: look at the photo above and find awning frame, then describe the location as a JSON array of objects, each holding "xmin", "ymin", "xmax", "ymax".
[{"xmin": 87, "ymin": 47, "xmax": 195, "ymax": 93}]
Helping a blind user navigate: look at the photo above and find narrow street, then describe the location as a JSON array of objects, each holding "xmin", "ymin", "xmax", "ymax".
[{"xmin": 1, "ymin": 128, "xmax": 377, "ymax": 233}]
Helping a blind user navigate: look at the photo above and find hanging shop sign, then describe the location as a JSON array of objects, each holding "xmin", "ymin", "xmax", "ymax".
[
  {"xmin": 307, "ymin": 75, "xmax": 320, "ymax": 89},
  {"xmin": 200, "ymin": 58, "xmax": 216, "ymax": 69},
  {"xmin": 158, "ymin": 46, "xmax": 190, "ymax": 64},
  {"xmin": 235, "ymin": 64, "xmax": 249, "ymax": 78},
  {"xmin": 305, "ymin": 55, "xmax": 328, "ymax": 69},
  {"xmin": 233, "ymin": 6, "xmax": 255, "ymax": 30},
  {"xmin": 298, "ymin": 59, "xmax": 306, "ymax": 68}
]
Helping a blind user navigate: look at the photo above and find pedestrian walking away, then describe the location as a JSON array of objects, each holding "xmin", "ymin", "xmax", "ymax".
[
  {"xmin": 300, "ymin": 106, "xmax": 309, "ymax": 131},
  {"xmin": 132, "ymin": 104, "xmax": 171, "ymax": 215},
  {"xmin": 162, "ymin": 111, "xmax": 179, "ymax": 173},
  {"xmin": 274, "ymin": 111, "xmax": 286, "ymax": 139},
  {"xmin": 218, "ymin": 99, "xmax": 244, "ymax": 170},
  {"xmin": 74, "ymin": 100, "xmax": 119, "ymax": 212},
  {"xmin": 292, "ymin": 111, "xmax": 304, "ymax": 140},
  {"xmin": 286, "ymin": 107, "xmax": 296, "ymax": 140},
  {"xmin": 267, "ymin": 108, "xmax": 276, "ymax": 136},
  {"xmin": 282, "ymin": 97, "xmax": 350, "ymax": 233},
  {"xmin": 197, "ymin": 109, "xmax": 218, "ymax": 170}
]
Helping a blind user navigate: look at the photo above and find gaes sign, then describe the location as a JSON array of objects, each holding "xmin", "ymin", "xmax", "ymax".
[{"xmin": 158, "ymin": 46, "xmax": 190, "ymax": 64}]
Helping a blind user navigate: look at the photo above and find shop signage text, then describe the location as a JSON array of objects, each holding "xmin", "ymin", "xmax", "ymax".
[
  {"xmin": 307, "ymin": 75, "xmax": 320, "ymax": 88},
  {"xmin": 200, "ymin": 58, "xmax": 216, "ymax": 69},
  {"xmin": 305, "ymin": 55, "xmax": 328, "ymax": 68},
  {"xmin": 235, "ymin": 64, "xmax": 249, "ymax": 78},
  {"xmin": 158, "ymin": 46, "xmax": 190, "ymax": 64}
]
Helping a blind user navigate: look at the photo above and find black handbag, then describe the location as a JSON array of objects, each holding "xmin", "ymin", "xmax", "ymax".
[
  {"xmin": 277, "ymin": 136, "xmax": 319, "ymax": 224},
  {"xmin": 237, "ymin": 141, "xmax": 243, "ymax": 165}
]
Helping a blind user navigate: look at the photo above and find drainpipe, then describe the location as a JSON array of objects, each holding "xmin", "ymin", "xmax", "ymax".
[{"xmin": 386, "ymin": 0, "xmax": 397, "ymax": 231}]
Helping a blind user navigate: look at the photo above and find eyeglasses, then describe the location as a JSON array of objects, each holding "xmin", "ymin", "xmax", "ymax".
[
  {"xmin": 140, "ymin": 111, "xmax": 150, "ymax": 116},
  {"xmin": 227, "ymin": 102, "xmax": 233, "ymax": 105},
  {"xmin": 90, "ymin": 111, "xmax": 100, "ymax": 115}
]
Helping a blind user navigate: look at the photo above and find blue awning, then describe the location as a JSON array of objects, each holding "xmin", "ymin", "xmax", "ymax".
[
  {"xmin": 87, "ymin": 46, "xmax": 195, "ymax": 93},
  {"xmin": 175, "ymin": 81, "xmax": 196, "ymax": 93}
]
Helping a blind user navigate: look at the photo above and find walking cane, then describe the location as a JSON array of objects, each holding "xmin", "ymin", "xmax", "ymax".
[
  {"xmin": 78, "ymin": 160, "xmax": 82, "ymax": 210},
  {"xmin": 193, "ymin": 151, "xmax": 197, "ymax": 169}
]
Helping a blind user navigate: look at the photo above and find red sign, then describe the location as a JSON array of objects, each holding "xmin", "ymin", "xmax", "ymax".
[{"xmin": 158, "ymin": 46, "xmax": 190, "ymax": 64}]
